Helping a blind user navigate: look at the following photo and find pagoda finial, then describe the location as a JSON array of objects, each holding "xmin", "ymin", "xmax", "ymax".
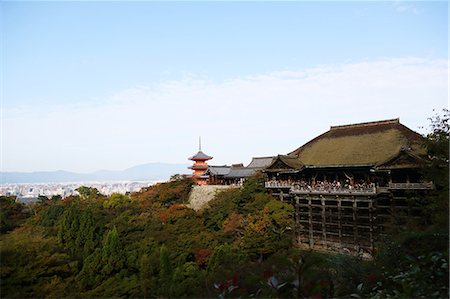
[{"xmin": 199, "ymin": 136, "xmax": 202, "ymax": 151}]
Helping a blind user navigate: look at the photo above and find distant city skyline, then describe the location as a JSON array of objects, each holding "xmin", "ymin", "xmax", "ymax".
[{"xmin": 2, "ymin": 1, "xmax": 448, "ymax": 172}]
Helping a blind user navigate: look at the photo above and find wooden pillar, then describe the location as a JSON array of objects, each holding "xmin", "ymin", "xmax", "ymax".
[
  {"xmin": 308, "ymin": 196, "xmax": 313, "ymax": 247},
  {"xmin": 321, "ymin": 195, "xmax": 327, "ymax": 248},
  {"xmin": 390, "ymin": 194, "xmax": 395, "ymax": 225},
  {"xmin": 294, "ymin": 196, "xmax": 300, "ymax": 246},
  {"xmin": 369, "ymin": 198, "xmax": 374, "ymax": 251},
  {"xmin": 337, "ymin": 196, "xmax": 342, "ymax": 246},
  {"xmin": 353, "ymin": 196, "xmax": 358, "ymax": 245}
]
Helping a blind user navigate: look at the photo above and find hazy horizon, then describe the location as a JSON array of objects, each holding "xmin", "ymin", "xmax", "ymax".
[{"xmin": 1, "ymin": 161, "xmax": 190, "ymax": 174}]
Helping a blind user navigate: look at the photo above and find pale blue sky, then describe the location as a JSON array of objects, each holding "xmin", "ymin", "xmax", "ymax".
[{"xmin": 2, "ymin": 1, "xmax": 449, "ymax": 172}]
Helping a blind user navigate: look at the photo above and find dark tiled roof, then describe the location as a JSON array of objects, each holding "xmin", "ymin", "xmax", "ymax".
[
  {"xmin": 246, "ymin": 156, "xmax": 275, "ymax": 169},
  {"xmin": 207, "ymin": 165, "xmax": 231, "ymax": 176},
  {"xmin": 224, "ymin": 167, "xmax": 256, "ymax": 178},
  {"xmin": 188, "ymin": 151, "xmax": 213, "ymax": 161},
  {"xmin": 288, "ymin": 118, "xmax": 427, "ymax": 168}
]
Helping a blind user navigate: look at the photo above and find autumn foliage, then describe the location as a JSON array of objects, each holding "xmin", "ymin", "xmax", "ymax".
[{"xmin": 1, "ymin": 146, "xmax": 448, "ymax": 299}]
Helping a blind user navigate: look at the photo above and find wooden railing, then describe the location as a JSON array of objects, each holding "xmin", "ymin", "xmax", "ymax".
[
  {"xmin": 264, "ymin": 181, "xmax": 292, "ymax": 188},
  {"xmin": 266, "ymin": 181, "xmax": 434, "ymax": 194},
  {"xmin": 291, "ymin": 188, "xmax": 377, "ymax": 195},
  {"xmin": 265, "ymin": 182, "xmax": 377, "ymax": 194},
  {"xmin": 388, "ymin": 182, "xmax": 434, "ymax": 190}
]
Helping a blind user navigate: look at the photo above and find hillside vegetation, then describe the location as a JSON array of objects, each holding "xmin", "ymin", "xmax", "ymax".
[{"xmin": 1, "ymin": 173, "xmax": 448, "ymax": 298}]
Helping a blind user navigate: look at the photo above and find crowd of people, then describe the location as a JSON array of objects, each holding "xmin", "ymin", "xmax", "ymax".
[{"xmin": 265, "ymin": 179, "xmax": 377, "ymax": 193}]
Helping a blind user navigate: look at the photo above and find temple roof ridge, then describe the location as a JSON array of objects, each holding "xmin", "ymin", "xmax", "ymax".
[{"xmin": 330, "ymin": 118, "xmax": 400, "ymax": 130}]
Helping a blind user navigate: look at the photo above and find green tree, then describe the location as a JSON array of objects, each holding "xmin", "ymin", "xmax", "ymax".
[
  {"xmin": 158, "ymin": 244, "xmax": 172, "ymax": 296},
  {"xmin": 0, "ymin": 229, "xmax": 77, "ymax": 298},
  {"xmin": 76, "ymin": 186, "xmax": 100, "ymax": 200},
  {"xmin": 58, "ymin": 205, "xmax": 101, "ymax": 260},
  {"xmin": 423, "ymin": 109, "xmax": 449, "ymax": 230},
  {"xmin": 78, "ymin": 248, "xmax": 103, "ymax": 289},
  {"xmin": 57, "ymin": 204, "xmax": 81, "ymax": 256},
  {"xmin": 140, "ymin": 254, "xmax": 152, "ymax": 298},
  {"xmin": 39, "ymin": 204, "xmax": 65, "ymax": 227},
  {"xmin": 238, "ymin": 173, "xmax": 266, "ymax": 207},
  {"xmin": 240, "ymin": 200, "xmax": 294, "ymax": 258},
  {"xmin": 76, "ymin": 208, "xmax": 101, "ymax": 258},
  {"xmin": 0, "ymin": 196, "xmax": 29, "ymax": 234},
  {"xmin": 207, "ymin": 243, "xmax": 248, "ymax": 277},
  {"xmin": 170, "ymin": 262, "xmax": 205, "ymax": 297},
  {"xmin": 103, "ymin": 193, "xmax": 135, "ymax": 209},
  {"xmin": 139, "ymin": 247, "xmax": 160, "ymax": 298},
  {"xmin": 101, "ymin": 227, "xmax": 125, "ymax": 276}
]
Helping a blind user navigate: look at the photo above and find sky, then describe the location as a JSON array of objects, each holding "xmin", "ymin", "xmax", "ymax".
[{"xmin": 1, "ymin": 1, "xmax": 448, "ymax": 173}]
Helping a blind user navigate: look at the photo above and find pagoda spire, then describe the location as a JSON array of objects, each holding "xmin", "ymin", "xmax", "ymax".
[{"xmin": 188, "ymin": 137, "xmax": 213, "ymax": 185}]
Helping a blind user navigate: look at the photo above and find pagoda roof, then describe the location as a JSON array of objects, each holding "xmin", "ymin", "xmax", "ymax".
[
  {"xmin": 288, "ymin": 118, "xmax": 428, "ymax": 168},
  {"xmin": 189, "ymin": 164, "xmax": 208, "ymax": 170},
  {"xmin": 189, "ymin": 151, "xmax": 213, "ymax": 161}
]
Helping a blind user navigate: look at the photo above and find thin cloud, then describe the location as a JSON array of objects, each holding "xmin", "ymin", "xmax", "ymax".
[
  {"xmin": 3, "ymin": 57, "xmax": 447, "ymax": 172},
  {"xmin": 393, "ymin": 1, "xmax": 421, "ymax": 15}
]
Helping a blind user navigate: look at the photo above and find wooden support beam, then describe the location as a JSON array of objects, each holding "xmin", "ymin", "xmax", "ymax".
[
  {"xmin": 338, "ymin": 196, "xmax": 342, "ymax": 246},
  {"xmin": 321, "ymin": 196, "xmax": 327, "ymax": 248},
  {"xmin": 352, "ymin": 196, "xmax": 358, "ymax": 245},
  {"xmin": 295, "ymin": 196, "xmax": 300, "ymax": 246},
  {"xmin": 369, "ymin": 197, "xmax": 374, "ymax": 251},
  {"xmin": 308, "ymin": 196, "xmax": 314, "ymax": 247}
]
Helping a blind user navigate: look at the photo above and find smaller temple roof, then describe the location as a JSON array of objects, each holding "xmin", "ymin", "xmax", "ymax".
[
  {"xmin": 264, "ymin": 155, "xmax": 304, "ymax": 172},
  {"xmin": 224, "ymin": 167, "xmax": 256, "ymax": 178},
  {"xmin": 246, "ymin": 156, "xmax": 275, "ymax": 169},
  {"xmin": 189, "ymin": 150, "xmax": 213, "ymax": 161},
  {"xmin": 207, "ymin": 165, "xmax": 231, "ymax": 176}
]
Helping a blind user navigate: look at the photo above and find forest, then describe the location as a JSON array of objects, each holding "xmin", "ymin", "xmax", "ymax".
[{"xmin": 1, "ymin": 111, "xmax": 448, "ymax": 298}]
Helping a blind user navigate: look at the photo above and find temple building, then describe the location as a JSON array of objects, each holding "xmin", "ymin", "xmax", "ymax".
[
  {"xmin": 188, "ymin": 138, "xmax": 213, "ymax": 185},
  {"xmin": 188, "ymin": 119, "xmax": 433, "ymax": 254},
  {"xmin": 263, "ymin": 118, "xmax": 433, "ymax": 254},
  {"xmin": 205, "ymin": 165, "xmax": 231, "ymax": 185},
  {"xmin": 223, "ymin": 156, "xmax": 275, "ymax": 185},
  {"xmin": 205, "ymin": 156, "xmax": 275, "ymax": 185},
  {"xmin": 265, "ymin": 118, "xmax": 429, "ymax": 186}
]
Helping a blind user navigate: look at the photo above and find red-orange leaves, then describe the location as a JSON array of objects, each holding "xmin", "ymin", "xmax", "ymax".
[
  {"xmin": 222, "ymin": 212, "xmax": 245, "ymax": 234},
  {"xmin": 158, "ymin": 204, "xmax": 194, "ymax": 224},
  {"xmin": 194, "ymin": 248, "xmax": 213, "ymax": 267}
]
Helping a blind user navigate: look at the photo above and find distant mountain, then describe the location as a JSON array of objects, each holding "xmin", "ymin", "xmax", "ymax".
[{"xmin": 0, "ymin": 163, "xmax": 190, "ymax": 184}]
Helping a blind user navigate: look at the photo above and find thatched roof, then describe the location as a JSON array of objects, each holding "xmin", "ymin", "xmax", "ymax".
[
  {"xmin": 246, "ymin": 156, "xmax": 275, "ymax": 169},
  {"xmin": 265, "ymin": 155, "xmax": 304, "ymax": 171},
  {"xmin": 288, "ymin": 118, "xmax": 427, "ymax": 168}
]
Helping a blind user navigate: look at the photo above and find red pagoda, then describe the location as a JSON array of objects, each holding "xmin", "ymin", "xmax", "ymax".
[{"xmin": 188, "ymin": 137, "xmax": 213, "ymax": 185}]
